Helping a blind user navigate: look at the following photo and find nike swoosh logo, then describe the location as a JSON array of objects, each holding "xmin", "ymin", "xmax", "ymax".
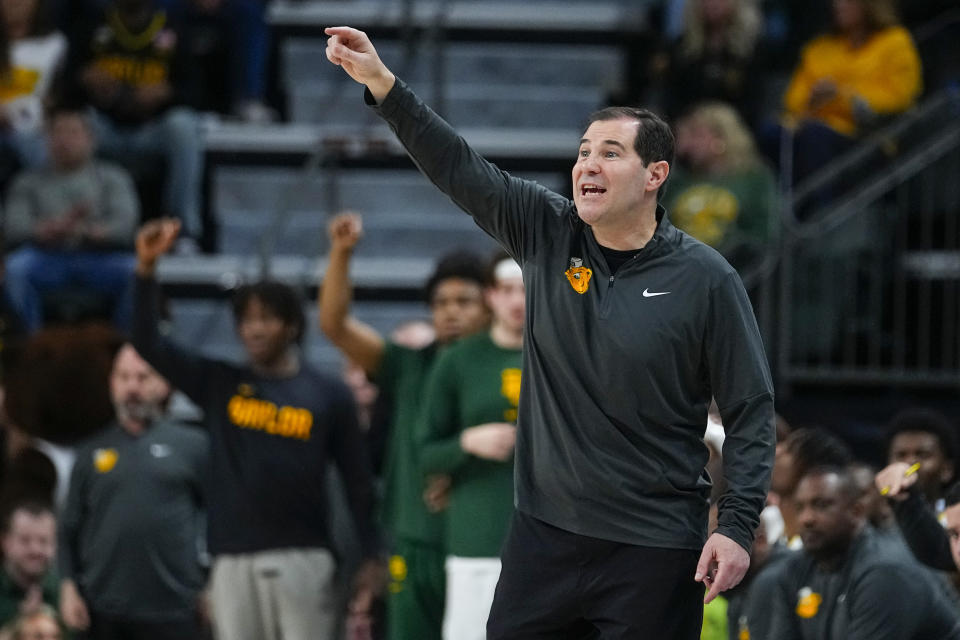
[
  {"xmin": 150, "ymin": 444, "xmax": 172, "ymax": 458},
  {"xmin": 642, "ymin": 288, "xmax": 671, "ymax": 297}
]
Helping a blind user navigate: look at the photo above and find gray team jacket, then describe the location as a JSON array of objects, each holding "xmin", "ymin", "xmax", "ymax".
[{"xmin": 371, "ymin": 79, "xmax": 775, "ymax": 552}]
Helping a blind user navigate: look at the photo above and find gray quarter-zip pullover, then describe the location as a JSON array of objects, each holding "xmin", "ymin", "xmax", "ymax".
[{"xmin": 371, "ymin": 79, "xmax": 775, "ymax": 552}]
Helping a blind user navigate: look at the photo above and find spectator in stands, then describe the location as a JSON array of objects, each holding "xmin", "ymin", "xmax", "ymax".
[
  {"xmin": 666, "ymin": 101, "xmax": 778, "ymax": 276},
  {"xmin": 645, "ymin": 0, "xmax": 765, "ymax": 126},
  {"xmin": 162, "ymin": 0, "xmax": 274, "ymax": 122},
  {"xmin": 319, "ymin": 212, "xmax": 490, "ymax": 640},
  {"xmin": 882, "ymin": 407, "xmax": 957, "ymax": 508},
  {"xmin": 768, "ymin": 427, "xmax": 853, "ymax": 546},
  {"xmin": 58, "ymin": 343, "xmax": 208, "ymax": 638},
  {"xmin": 0, "ymin": 0, "xmax": 67, "ymax": 184},
  {"xmin": 0, "ymin": 502, "xmax": 57, "ymax": 627},
  {"xmin": 2, "ymin": 105, "xmax": 138, "ymax": 333},
  {"xmin": 874, "ymin": 407, "xmax": 958, "ymax": 572},
  {"xmin": 65, "ymin": 0, "xmax": 203, "ymax": 248},
  {"xmin": 764, "ymin": 465, "xmax": 960, "ymax": 639},
  {"xmin": 860, "ymin": 457, "xmax": 960, "ymax": 606},
  {"xmin": 1, "ymin": 605, "xmax": 63, "ymax": 640},
  {"xmin": 770, "ymin": 0, "xmax": 922, "ymax": 184},
  {"xmin": 418, "ymin": 252, "xmax": 523, "ymax": 640},
  {"xmin": 133, "ymin": 218, "xmax": 381, "ymax": 640}
]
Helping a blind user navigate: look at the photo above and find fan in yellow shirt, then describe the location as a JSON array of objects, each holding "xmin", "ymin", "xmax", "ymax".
[
  {"xmin": 783, "ymin": 0, "xmax": 922, "ymax": 137},
  {"xmin": 766, "ymin": 0, "xmax": 922, "ymax": 189}
]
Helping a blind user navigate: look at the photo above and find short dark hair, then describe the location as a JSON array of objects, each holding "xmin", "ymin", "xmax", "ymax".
[
  {"xmin": 423, "ymin": 250, "xmax": 487, "ymax": 304},
  {"xmin": 44, "ymin": 99, "xmax": 95, "ymax": 132},
  {"xmin": 232, "ymin": 281, "xmax": 305, "ymax": 344},
  {"xmin": 584, "ymin": 106, "xmax": 676, "ymax": 168},
  {"xmin": 784, "ymin": 427, "xmax": 854, "ymax": 476},
  {"xmin": 884, "ymin": 407, "xmax": 958, "ymax": 465},
  {"xmin": 2, "ymin": 500, "xmax": 54, "ymax": 535}
]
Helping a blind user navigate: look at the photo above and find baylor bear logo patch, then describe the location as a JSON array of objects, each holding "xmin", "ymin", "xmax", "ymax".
[
  {"xmin": 795, "ymin": 587, "xmax": 822, "ymax": 619},
  {"xmin": 564, "ymin": 257, "xmax": 592, "ymax": 294},
  {"xmin": 94, "ymin": 448, "xmax": 118, "ymax": 474}
]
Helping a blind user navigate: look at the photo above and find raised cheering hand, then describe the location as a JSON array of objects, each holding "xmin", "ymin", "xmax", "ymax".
[
  {"xmin": 324, "ymin": 26, "xmax": 396, "ymax": 102},
  {"xmin": 327, "ymin": 211, "xmax": 363, "ymax": 254},
  {"xmin": 135, "ymin": 218, "xmax": 181, "ymax": 277}
]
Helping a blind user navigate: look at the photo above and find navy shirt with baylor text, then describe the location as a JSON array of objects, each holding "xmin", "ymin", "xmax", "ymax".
[{"xmin": 133, "ymin": 276, "xmax": 378, "ymax": 557}]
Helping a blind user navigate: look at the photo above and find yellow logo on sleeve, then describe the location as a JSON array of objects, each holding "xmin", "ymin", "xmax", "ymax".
[
  {"xmin": 94, "ymin": 448, "xmax": 118, "ymax": 474},
  {"xmin": 564, "ymin": 257, "xmax": 592, "ymax": 294},
  {"xmin": 795, "ymin": 587, "xmax": 822, "ymax": 619}
]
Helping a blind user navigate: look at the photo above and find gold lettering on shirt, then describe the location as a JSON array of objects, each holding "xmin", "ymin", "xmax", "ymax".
[
  {"xmin": 94, "ymin": 56, "xmax": 168, "ymax": 85},
  {"xmin": 227, "ymin": 395, "xmax": 313, "ymax": 441}
]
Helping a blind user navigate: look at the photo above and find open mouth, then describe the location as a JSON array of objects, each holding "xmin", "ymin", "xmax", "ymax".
[{"xmin": 580, "ymin": 184, "xmax": 606, "ymax": 196}]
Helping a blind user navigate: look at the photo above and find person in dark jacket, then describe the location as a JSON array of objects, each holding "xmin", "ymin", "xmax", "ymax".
[
  {"xmin": 58, "ymin": 343, "xmax": 207, "ymax": 638},
  {"xmin": 324, "ymin": 27, "xmax": 776, "ymax": 639},
  {"xmin": 764, "ymin": 465, "xmax": 960, "ymax": 640},
  {"xmin": 874, "ymin": 407, "xmax": 958, "ymax": 572}
]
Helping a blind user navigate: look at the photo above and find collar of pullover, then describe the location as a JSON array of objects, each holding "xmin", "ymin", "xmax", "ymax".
[{"xmin": 572, "ymin": 204, "xmax": 679, "ymax": 275}]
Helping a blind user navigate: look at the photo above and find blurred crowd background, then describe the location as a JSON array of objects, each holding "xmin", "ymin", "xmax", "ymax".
[{"xmin": 0, "ymin": 0, "xmax": 955, "ymax": 638}]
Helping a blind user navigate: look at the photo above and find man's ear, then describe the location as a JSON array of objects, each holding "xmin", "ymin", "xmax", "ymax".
[{"xmin": 646, "ymin": 160, "xmax": 670, "ymax": 193}]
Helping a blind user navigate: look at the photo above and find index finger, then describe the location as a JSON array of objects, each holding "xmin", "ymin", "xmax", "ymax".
[
  {"xmin": 702, "ymin": 574, "xmax": 721, "ymax": 604},
  {"xmin": 324, "ymin": 26, "xmax": 364, "ymax": 39},
  {"xmin": 703, "ymin": 557, "xmax": 738, "ymax": 604}
]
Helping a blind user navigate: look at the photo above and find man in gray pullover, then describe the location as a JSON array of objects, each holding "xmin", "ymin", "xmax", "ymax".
[
  {"xmin": 325, "ymin": 27, "xmax": 776, "ymax": 639},
  {"xmin": 59, "ymin": 344, "xmax": 208, "ymax": 639}
]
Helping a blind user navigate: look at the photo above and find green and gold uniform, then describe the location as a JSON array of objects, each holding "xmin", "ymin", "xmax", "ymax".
[
  {"xmin": 419, "ymin": 332, "xmax": 521, "ymax": 559},
  {"xmin": 376, "ymin": 342, "xmax": 446, "ymax": 640}
]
